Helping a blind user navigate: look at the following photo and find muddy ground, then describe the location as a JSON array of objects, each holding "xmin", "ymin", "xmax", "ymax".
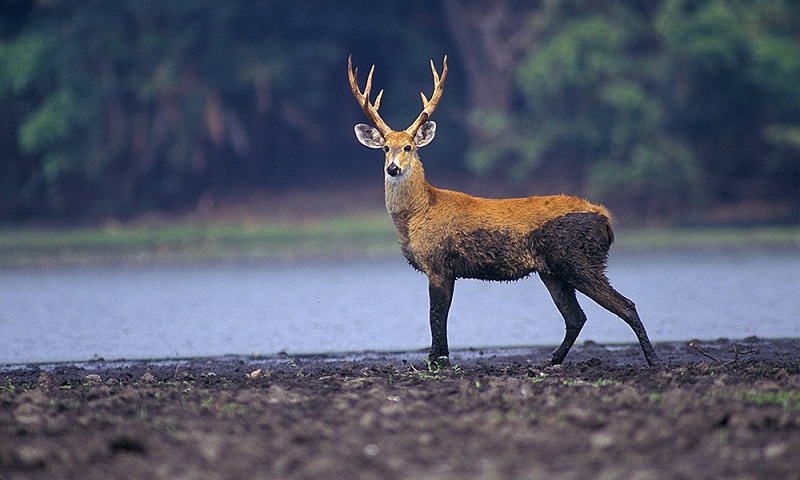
[{"xmin": 1, "ymin": 338, "xmax": 799, "ymax": 480}]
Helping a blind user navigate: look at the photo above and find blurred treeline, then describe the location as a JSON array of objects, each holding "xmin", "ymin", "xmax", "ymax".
[{"xmin": 1, "ymin": 0, "xmax": 799, "ymax": 224}]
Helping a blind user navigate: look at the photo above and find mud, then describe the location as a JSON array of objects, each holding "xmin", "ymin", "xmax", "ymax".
[{"xmin": 1, "ymin": 338, "xmax": 799, "ymax": 480}]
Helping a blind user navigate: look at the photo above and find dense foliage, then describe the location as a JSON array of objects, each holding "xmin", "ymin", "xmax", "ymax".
[
  {"xmin": 465, "ymin": 0, "xmax": 800, "ymax": 221},
  {"xmin": 1, "ymin": 0, "xmax": 798, "ymax": 223}
]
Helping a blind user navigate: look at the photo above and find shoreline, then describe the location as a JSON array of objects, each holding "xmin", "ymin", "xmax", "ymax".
[
  {"xmin": 2, "ymin": 222, "xmax": 798, "ymax": 268},
  {"xmin": 3, "ymin": 337, "xmax": 797, "ymax": 378}
]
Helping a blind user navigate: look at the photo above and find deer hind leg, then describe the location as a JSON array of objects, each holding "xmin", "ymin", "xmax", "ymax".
[
  {"xmin": 572, "ymin": 273, "xmax": 661, "ymax": 367},
  {"xmin": 540, "ymin": 272, "xmax": 588, "ymax": 364}
]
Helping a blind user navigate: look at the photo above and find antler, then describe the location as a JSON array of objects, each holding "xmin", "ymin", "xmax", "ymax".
[
  {"xmin": 348, "ymin": 55, "xmax": 392, "ymax": 136},
  {"xmin": 404, "ymin": 56, "xmax": 448, "ymax": 136}
]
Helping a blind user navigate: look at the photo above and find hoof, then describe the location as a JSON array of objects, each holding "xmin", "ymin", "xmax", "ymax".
[
  {"xmin": 646, "ymin": 356, "xmax": 664, "ymax": 368},
  {"xmin": 425, "ymin": 355, "xmax": 451, "ymax": 372}
]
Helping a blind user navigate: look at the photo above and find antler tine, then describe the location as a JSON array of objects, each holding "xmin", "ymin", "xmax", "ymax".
[
  {"xmin": 348, "ymin": 55, "xmax": 392, "ymax": 135},
  {"xmin": 405, "ymin": 55, "xmax": 448, "ymax": 136},
  {"xmin": 364, "ymin": 64, "xmax": 384, "ymax": 110},
  {"xmin": 363, "ymin": 65, "xmax": 374, "ymax": 99}
]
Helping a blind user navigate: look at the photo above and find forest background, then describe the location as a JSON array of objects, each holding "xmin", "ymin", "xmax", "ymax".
[{"xmin": 1, "ymin": 0, "xmax": 799, "ymax": 227}]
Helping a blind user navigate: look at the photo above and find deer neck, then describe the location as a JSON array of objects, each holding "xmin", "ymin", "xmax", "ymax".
[{"xmin": 384, "ymin": 156, "xmax": 429, "ymax": 226}]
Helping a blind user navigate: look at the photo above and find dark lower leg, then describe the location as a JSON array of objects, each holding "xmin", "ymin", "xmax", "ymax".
[
  {"xmin": 541, "ymin": 273, "xmax": 587, "ymax": 365},
  {"xmin": 617, "ymin": 304, "xmax": 660, "ymax": 367},
  {"xmin": 428, "ymin": 274, "xmax": 455, "ymax": 361},
  {"xmin": 576, "ymin": 278, "xmax": 661, "ymax": 367}
]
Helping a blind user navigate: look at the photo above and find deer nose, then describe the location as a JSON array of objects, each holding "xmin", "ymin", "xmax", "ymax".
[{"xmin": 386, "ymin": 163, "xmax": 402, "ymax": 176}]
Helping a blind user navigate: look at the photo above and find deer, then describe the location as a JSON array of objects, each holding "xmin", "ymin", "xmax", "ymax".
[{"xmin": 348, "ymin": 55, "xmax": 661, "ymax": 369}]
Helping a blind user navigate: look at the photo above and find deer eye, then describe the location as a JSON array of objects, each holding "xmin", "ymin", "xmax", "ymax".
[
  {"xmin": 404, "ymin": 145, "xmax": 412, "ymax": 152},
  {"xmin": 383, "ymin": 146, "xmax": 390, "ymax": 152}
]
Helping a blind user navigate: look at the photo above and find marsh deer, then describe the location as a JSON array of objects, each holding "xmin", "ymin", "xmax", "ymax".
[{"xmin": 348, "ymin": 55, "xmax": 660, "ymax": 368}]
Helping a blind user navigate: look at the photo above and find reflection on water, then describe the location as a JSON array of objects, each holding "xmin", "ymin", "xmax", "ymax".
[{"xmin": 1, "ymin": 248, "xmax": 799, "ymax": 364}]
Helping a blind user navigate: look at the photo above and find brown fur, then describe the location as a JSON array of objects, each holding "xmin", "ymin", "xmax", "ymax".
[{"xmin": 383, "ymin": 134, "xmax": 609, "ymax": 282}]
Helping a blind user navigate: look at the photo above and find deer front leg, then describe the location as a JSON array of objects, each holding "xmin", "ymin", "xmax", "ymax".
[{"xmin": 427, "ymin": 273, "xmax": 455, "ymax": 369}]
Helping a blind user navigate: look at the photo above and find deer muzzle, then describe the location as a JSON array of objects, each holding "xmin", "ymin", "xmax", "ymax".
[{"xmin": 386, "ymin": 162, "xmax": 402, "ymax": 177}]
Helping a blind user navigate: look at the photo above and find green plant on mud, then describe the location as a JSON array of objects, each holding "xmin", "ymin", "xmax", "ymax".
[
  {"xmin": 593, "ymin": 379, "xmax": 621, "ymax": 387},
  {"xmin": 400, "ymin": 359, "xmax": 464, "ymax": 381},
  {"xmin": 0, "ymin": 378, "xmax": 37, "ymax": 393},
  {"xmin": 413, "ymin": 357, "xmax": 464, "ymax": 378},
  {"xmin": 739, "ymin": 390, "xmax": 800, "ymax": 411},
  {"xmin": 286, "ymin": 358, "xmax": 305, "ymax": 377},
  {"xmin": 200, "ymin": 395, "xmax": 216, "ymax": 409},
  {"xmin": 1, "ymin": 378, "xmax": 16, "ymax": 392},
  {"xmin": 558, "ymin": 378, "xmax": 620, "ymax": 387},
  {"xmin": 646, "ymin": 392, "xmax": 665, "ymax": 402},
  {"xmin": 424, "ymin": 356, "xmax": 452, "ymax": 373}
]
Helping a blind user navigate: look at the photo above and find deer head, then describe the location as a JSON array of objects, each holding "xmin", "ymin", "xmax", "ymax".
[{"xmin": 348, "ymin": 55, "xmax": 447, "ymax": 181}]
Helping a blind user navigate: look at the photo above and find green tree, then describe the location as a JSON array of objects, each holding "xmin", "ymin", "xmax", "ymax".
[
  {"xmin": 464, "ymin": 0, "xmax": 799, "ymax": 222},
  {"xmin": 657, "ymin": 0, "xmax": 800, "ymax": 210},
  {"xmin": 0, "ymin": 1, "xmax": 457, "ymax": 221},
  {"xmin": 514, "ymin": 2, "xmax": 698, "ymax": 219}
]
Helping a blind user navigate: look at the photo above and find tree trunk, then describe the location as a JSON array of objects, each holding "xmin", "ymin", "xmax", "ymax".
[{"xmin": 443, "ymin": 0, "xmax": 538, "ymax": 131}]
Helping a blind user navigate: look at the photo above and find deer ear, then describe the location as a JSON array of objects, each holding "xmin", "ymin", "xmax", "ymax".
[
  {"xmin": 414, "ymin": 121, "xmax": 436, "ymax": 147},
  {"xmin": 355, "ymin": 124, "xmax": 385, "ymax": 148}
]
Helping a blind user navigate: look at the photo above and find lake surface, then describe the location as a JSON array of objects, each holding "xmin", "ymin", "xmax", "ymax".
[{"xmin": 2, "ymin": 248, "xmax": 799, "ymax": 364}]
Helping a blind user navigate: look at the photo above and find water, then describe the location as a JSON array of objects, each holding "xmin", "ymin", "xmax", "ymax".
[{"xmin": 1, "ymin": 248, "xmax": 798, "ymax": 364}]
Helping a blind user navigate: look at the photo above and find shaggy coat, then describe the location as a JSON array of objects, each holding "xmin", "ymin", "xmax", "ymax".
[{"xmin": 350, "ymin": 57, "xmax": 660, "ymax": 367}]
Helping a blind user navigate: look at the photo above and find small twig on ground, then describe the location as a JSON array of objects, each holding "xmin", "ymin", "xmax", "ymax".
[
  {"xmin": 721, "ymin": 343, "xmax": 761, "ymax": 366},
  {"xmin": 688, "ymin": 342, "xmax": 720, "ymax": 362},
  {"xmin": 689, "ymin": 341, "xmax": 761, "ymax": 366}
]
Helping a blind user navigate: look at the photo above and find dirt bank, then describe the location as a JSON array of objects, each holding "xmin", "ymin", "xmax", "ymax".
[{"xmin": 2, "ymin": 338, "xmax": 799, "ymax": 480}]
